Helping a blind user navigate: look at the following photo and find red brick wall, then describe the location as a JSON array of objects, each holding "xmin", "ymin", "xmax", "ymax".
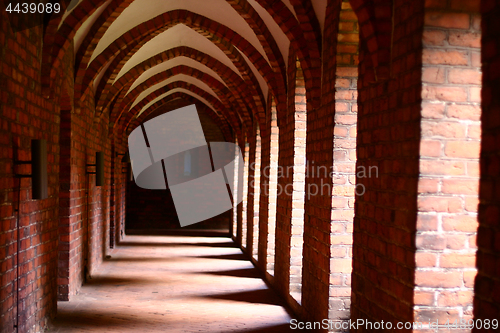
[
  {"xmin": 1, "ymin": 15, "xmax": 60, "ymax": 332},
  {"xmin": 0, "ymin": 10, "xmax": 125, "ymax": 331},
  {"xmin": 0, "ymin": 2, "xmax": 496, "ymax": 332},
  {"xmin": 58, "ymin": 92, "xmax": 112, "ymax": 300},
  {"xmin": 475, "ymin": 0, "xmax": 500, "ymax": 326}
]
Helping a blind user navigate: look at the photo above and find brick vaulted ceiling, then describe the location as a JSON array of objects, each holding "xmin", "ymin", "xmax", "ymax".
[{"xmin": 43, "ymin": 0, "xmax": 327, "ymax": 141}]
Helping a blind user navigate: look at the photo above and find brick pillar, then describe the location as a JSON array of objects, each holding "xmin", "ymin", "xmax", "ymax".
[
  {"xmin": 275, "ymin": 49, "xmax": 306, "ymax": 302},
  {"xmin": 246, "ymin": 131, "xmax": 257, "ymax": 252},
  {"xmin": 415, "ymin": 1, "xmax": 481, "ymax": 326},
  {"xmin": 258, "ymin": 97, "xmax": 279, "ymax": 276},
  {"xmin": 235, "ymin": 138, "xmax": 245, "ymax": 246},
  {"xmin": 58, "ymin": 109, "xmax": 72, "ymax": 301},
  {"xmin": 475, "ymin": 0, "xmax": 500, "ymax": 324},
  {"xmin": 232, "ymin": 140, "xmax": 240, "ymax": 239},
  {"xmin": 351, "ymin": 0, "xmax": 425, "ymax": 327},
  {"xmin": 241, "ymin": 142, "xmax": 250, "ymax": 249},
  {"xmin": 252, "ymin": 125, "xmax": 261, "ymax": 260},
  {"xmin": 110, "ymin": 143, "xmax": 116, "ymax": 249},
  {"xmin": 328, "ymin": 0, "xmax": 359, "ymax": 324},
  {"xmin": 301, "ymin": 0, "xmax": 359, "ymax": 328},
  {"xmin": 288, "ymin": 62, "xmax": 307, "ymax": 304}
]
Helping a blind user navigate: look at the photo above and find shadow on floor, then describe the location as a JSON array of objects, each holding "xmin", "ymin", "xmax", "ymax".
[
  {"xmin": 198, "ymin": 289, "xmax": 286, "ymax": 306},
  {"xmin": 199, "ymin": 267, "xmax": 262, "ymax": 278},
  {"xmin": 125, "ymin": 229, "xmax": 230, "ymax": 237},
  {"xmin": 118, "ymin": 241, "xmax": 238, "ymax": 248},
  {"xmin": 52, "ymin": 235, "xmax": 296, "ymax": 332},
  {"xmin": 196, "ymin": 253, "xmax": 249, "ymax": 261},
  {"xmin": 104, "ymin": 256, "xmax": 183, "ymax": 263},
  {"xmin": 84, "ymin": 276, "xmax": 150, "ymax": 286},
  {"xmin": 50, "ymin": 308, "xmax": 154, "ymax": 330}
]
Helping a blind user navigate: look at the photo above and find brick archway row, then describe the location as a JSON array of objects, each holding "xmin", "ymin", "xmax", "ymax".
[
  {"xmin": 348, "ymin": 0, "xmax": 393, "ymax": 80},
  {"xmin": 41, "ymin": 0, "xmax": 132, "ymax": 97},
  {"xmin": 75, "ymin": 12, "xmax": 273, "ymax": 125},
  {"xmin": 43, "ymin": 0, "xmax": 288, "ymax": 103},
  {"xmin": 124, "ymin": 93, "xmax": 234, "ymax": 143},
  {"xmin": 115, "ymin": 66, "xmax": 250, "ymax": 130},
  {"xmin": 42, "ymin": 3, "xmax": 289, "ymax": 119},
  {"xmin": 288, "ymin": 0, "xmax": 323, "ymax": 55},
  {"xmin": 253, "ymin": 0, "xmax": 322, "ymax": 108},
  {"xmin": 95, "ymin": 42, "xmax": 257, "ymax": 131},
  {"xmin": 116, "ymin": 67, "xmax": 249, "ymax": 138},
  {"xmin": 103, "ymin": 47, "xmax": 258, "ymax": 133},
  {"xmin": 225, "ymin": 0, "xmax": 287, "ymax": 87},
  {"xmin": 121, "ymin": 81, "xmax": 243, "ymax": 141},
  {"xmin": 76, "ymin": 0, "xmax": 286, "ymax": 91}
]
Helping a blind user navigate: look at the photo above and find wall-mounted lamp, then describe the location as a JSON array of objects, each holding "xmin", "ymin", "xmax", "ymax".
[
  {"xmin": 86, "ymin": 152, "xmax": 104, "ymax": 186},
  {"xmin": 15, "ymin": 139, "xmax": 48, "ymax": 200},
  {"xmin": 118, "ymin": 151, "xmax": 130, "ymax": 163},
  {"xmin": 117, "ymin": 151, "xmax": 132, "ymax": 181}
]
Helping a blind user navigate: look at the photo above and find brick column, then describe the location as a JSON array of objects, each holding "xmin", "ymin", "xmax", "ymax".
[
  {"xmin": 275, "ymin": 48, "xmax": 306, "ymax": 303},
  {"xmin": 329, "ymin": 1, "xmax": 359, "ymax": 325},
  {"xmin": 232, "ymin": 139, "xmax": 241, "ymax": 239},
  {"xmin": 246, "ymin": 131, "xmax": 257, "ymax": 252},
  {"xmin": 235, "ymin": 139, "xmax": 245, "ymax": 246},
  {"xmin": 252, "ymin": 125, "xmax": 261, "ymax": 260},
  {"xmin": 241, "ymin": 142, "xmax": 250, "ymax": 249},
  {"xmin": 301, "ymin": 1, "xmax": 359, "ymax": 328},
  {"xmin": 58, "ymin": 109, "xmax": 72, "ymax": 301},
  {"xmin": 351, "ymin": 0, "xmax": 425, "ymax": 327},
  {"xmin": 290, "ymin": 63, "xmax": 307, "ymax": 304},
  {"xmin": 258, "ymin": 97, "xmax": 279, "ymax": 276}
]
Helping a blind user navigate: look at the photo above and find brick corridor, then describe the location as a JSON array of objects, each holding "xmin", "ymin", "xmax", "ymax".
[{"xmin": 49, "ymin": 235, "xmax": 294, "ymax": 333}]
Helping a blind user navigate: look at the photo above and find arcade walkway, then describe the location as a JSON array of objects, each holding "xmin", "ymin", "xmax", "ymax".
[{"xmin": 49, "ymin": 235, "xmax": 294, "ymax": 333}]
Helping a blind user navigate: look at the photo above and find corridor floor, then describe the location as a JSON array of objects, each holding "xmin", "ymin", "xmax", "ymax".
[{"xmin": 49, "ymin": 234, "xmax": 295, "ymax": 332}]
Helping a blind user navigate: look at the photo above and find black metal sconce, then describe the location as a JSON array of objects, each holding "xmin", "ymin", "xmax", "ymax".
[
  {"xmin": 117, "ymin": 151, "xmax": 132, "ymax": 181},
  {"xmin": 15, "ymin": 139, "xmax": 48, "ymax": 200},
  {"xmin": 118, "ymin": 151, "xmax": 130, "ymax": 163},
  {"xmin": 87, "ymin": 152, "xmax": 104, "ymax": 186}
]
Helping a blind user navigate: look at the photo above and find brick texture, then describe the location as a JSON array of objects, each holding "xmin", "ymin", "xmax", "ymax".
[
  {"xmin": 415, "ymin": 0, "xmax": 481, "ymax": 327},
  {"xmin": 351, "ymin": 0, "xmax": 425, "ymax": 328},
  {"xmin": 257, "ymin": 96, "xmax": 279, "ymax": 277},
  {"xmin": 474, "ymin": 0, "xmax": 500, "ymax": 327},
  {"xmin": 0, "ymin": 1, "xmax": 495, "ymax": 332},
  {"xmin": 0, "ymin": 10, "xmax": 125, "ymax": 332}
]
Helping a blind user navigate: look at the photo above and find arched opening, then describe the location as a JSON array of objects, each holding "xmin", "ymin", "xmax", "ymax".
[
  {"xmin": 232, "ymin": 140, "xmax": 241, "ymax": 239},
  {"xmin": 289, "ymin": 59, "xmax": 307, "ymax": 304},
  {"xmin": 252, "ymin": 125, "xmax": 262, "ymax": 261},
  {"xmin": 328, "ymin": 0, "xmax": 359, "ymax": 322},
  {"xmin": 268, "ymin": 102, "xmax": 280, "ymax": 277},
  {"xmin": 241, "ymin": 141, "xmax": 250, "ymax": 249}
]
